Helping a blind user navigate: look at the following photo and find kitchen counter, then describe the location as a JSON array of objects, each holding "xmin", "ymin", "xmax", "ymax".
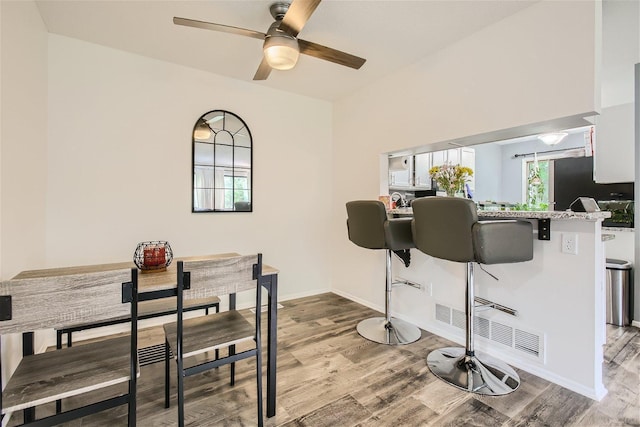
[
  {"xmin": 389, "ymin": 207, "xmax": 611, "ymax": 220},
  {"xmin": 383, "ymin": 204, "xmax": 609, "ymax": 401}
]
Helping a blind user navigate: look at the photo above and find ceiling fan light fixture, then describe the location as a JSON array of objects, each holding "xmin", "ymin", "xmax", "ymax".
[
  {"xmin": 538, "ymin": 132, "xmax": 568, "ymax": 146},
  {"xmin": 263, "ymin": 33, "xmax": 300, "ymax": 70}
]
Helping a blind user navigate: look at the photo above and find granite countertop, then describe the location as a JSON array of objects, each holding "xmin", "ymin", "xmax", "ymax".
[
  {"xmin": 602, "ymin": 226, "xmax": 635, "ymax": 232},
  {"xmin": 388, "ymin": 207, "xmax": 611, "ymax": 221}
]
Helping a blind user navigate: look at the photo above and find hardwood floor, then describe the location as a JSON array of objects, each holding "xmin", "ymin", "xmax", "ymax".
[{"xmin": 10, "ymin": 293, "xmax": 639, "ymax": 426}]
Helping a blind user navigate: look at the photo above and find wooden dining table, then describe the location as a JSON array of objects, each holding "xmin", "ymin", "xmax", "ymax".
[{"xmin": 13, "ymin": 252, "xmax": 280, "ymax": 420}]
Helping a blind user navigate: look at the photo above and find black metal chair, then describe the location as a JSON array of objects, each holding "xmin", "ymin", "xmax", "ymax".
[
  {"xmin": 163, "ymin": 254, "xmax": 263, "ymax": 427},
  {"xmin": 346, "ymin": 200, "xmax": 421, "ymax": 345},
  {"xmin": 0, "ymin": 268, "xmax": 138, "ymax": 426},
  {"xmin": 412, "ymin": 196, "xmax": 533, "ymax": 396}
]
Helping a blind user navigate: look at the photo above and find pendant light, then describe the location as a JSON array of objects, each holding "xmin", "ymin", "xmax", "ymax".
[{"xmin": 538, "ymin": 132, "xmax": 568, "ymax": 146}]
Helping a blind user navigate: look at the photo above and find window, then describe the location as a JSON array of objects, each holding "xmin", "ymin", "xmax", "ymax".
[{"xmin": 526, "ymin": 159, "xmax": 550, "ymax": 210}]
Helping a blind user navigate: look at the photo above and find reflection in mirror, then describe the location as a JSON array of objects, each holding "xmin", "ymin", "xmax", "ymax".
[{"xmin": 192, "ymin": 110, "xmax": 252, "ymax": 212}]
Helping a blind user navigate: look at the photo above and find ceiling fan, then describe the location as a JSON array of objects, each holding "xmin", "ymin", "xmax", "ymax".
[{"xmin": 173, "ymin": 0, "xmax": 366, "ymax": 80}]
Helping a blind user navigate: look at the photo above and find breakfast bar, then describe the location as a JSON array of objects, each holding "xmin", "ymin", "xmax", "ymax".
[{"xmin": 386, "ymin": 206, "xmax": 612, "ymax": 400}]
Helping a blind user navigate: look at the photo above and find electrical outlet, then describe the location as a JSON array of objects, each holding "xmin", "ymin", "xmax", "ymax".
[{"xmin": 562, "ymin": 233, "xmax": 578, "ymax": 255}]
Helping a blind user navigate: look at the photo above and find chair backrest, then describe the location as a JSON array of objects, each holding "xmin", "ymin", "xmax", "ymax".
[
  {"xmin": 179, "ymin": 254, "xmax": 260, "ymax": 300},
  {"xmin": 411, "ymin": 197, "xmax": 478, "ymax": 263},
  {"xmin": 175, "ymin": 254, "xmax": 262, "ymax": 354},
  {"xmin": 0, "ymin": 268, "xmax": 136, "ymax": 335},
  {"xmin": 346, "ymin": 200, "xmax": 387, "ymax": 249}
]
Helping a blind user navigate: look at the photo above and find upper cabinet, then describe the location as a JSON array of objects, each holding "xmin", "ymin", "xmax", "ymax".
[
  {"xmin": 594, "ymin": 103, "xmax": 634, "ymax": 183},
  {"xmin": 388, "ymin": 147, "xmax": 475, "ymax": 191},
  {"xmin": 414, "ymin": 153, "xmax": 432, "ymax": 188},
  {"xmin": 389, "ymin": 156, "xmax": 412, "ymax": 187}
]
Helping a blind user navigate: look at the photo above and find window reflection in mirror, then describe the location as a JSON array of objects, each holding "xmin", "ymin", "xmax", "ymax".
[{"xmin": 192, "ymin": 110, "xmax": 252, "ymax": 212}]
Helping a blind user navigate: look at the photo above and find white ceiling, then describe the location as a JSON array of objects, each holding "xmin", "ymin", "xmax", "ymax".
[{"xmin": 35, "ymin": 0, "xmax": 537, "ymax": 101}]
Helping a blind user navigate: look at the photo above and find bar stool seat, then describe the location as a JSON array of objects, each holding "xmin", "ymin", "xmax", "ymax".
[
  {"xmin": 346, "ymin": 200, "xmax": 421, "ymax": 345},
  {"xmin": 412, "ymin": 196, "xmax": 533, "ymax": 395}
]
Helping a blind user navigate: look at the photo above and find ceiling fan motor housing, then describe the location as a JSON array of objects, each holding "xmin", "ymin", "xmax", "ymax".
[{"xmin": 269, "ymin": 2, "xmax": 291, "ymax": 21}]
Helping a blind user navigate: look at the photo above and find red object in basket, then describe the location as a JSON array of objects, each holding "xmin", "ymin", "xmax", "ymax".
[{"xmin": 144, "ymin": 246, "xmax": 166, "ymax": 267}]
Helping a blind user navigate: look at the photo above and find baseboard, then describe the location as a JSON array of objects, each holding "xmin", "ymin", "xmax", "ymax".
[
  {"xmin": 278, "ymin": 288, "xmax": 332, "ymax": 303},
  {"xmin": 331, "ymin": 289, "xmax": 383, "ymax": 314},
  {"xmin": 632, "ymin": 320, "xmax": 640, "ymax": 328}
]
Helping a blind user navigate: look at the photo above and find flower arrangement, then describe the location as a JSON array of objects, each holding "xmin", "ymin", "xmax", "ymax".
[{"xmin": 429, "ymin": 162, "xmax": 474, "ymax": 197}]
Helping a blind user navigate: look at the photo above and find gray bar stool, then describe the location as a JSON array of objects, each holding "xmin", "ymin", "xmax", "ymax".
[
  {"xmin": 346, "ymin": 200, "xmax": 421, "ymax": 345},
  {"xmin": 411, "ymin": 197, "xmax": 533, "ymax": 396}
]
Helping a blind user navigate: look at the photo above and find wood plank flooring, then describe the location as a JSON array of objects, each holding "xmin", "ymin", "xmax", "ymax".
[{"xmin": 8, "ymin": 293, "xmax": 639, "ymax": 426}]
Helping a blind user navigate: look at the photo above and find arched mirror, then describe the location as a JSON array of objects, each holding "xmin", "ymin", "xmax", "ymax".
[{"xmin": 192, "ymin": 110, "xmax": 252, "ymax": 212}]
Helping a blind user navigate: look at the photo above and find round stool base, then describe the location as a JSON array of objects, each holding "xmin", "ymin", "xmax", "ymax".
[
  {"xmin": 427, "ymin": 347, "xmax": 520, "ymax": 396},
  {"xmin": 356, "ymin": 317, "xmax": 421, "ymax": 345}
]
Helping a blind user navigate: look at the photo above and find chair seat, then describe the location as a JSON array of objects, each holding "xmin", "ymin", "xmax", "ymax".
[
  {"xmin": 163, "ymin": 311, "xmax": 254, "ymax": 359},
  {"xmin": 2, "ymin": 335, "xmax": 137, "ymax": 414}
]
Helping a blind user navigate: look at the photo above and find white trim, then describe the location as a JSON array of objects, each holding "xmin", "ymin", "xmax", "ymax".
[
  {"xmin": 632, "ymin": 319, "xmax": 640, "ymax": 328},
  {"xmin": 331, "ymin": 289, "xmax": 383, "ymax": 314}
]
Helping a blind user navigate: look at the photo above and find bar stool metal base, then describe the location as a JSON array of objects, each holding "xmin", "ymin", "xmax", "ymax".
[
  {"xmin": 427, "ymin": 347, "xmax": 520, "ymax": 396},
  {"xmin": 356, "ymin": 317, "xmax": 421, "ymax": 345}
]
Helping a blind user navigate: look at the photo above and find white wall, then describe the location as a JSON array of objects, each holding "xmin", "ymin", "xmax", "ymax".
[
  {"xmin": 0, "ymin": 0, "xmax": 49, "ymax": 386},
  {"xmin": 332, "ymin": 0, "xmax": 601, "ymax": 307},
  {"xmin": 45, "ymin": 34, "xmax": 333, "ymax": 307},
  {"xmin": 602, "ymin": 0, "xmax": 639, "ymax": 108},
  {"xmin": 1, "ymin": 1, "xmax": 48, "ymax": 280}
]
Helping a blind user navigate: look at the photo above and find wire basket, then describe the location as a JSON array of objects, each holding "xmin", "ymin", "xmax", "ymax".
[{"xmin": 133, "ymin": 241, "xmax": 173, "ymax": 272}]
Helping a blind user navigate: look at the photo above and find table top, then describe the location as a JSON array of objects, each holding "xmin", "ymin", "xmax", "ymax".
[{"xmin": 12, "ymin": 253, "xmax": 278, "ymax": 292}]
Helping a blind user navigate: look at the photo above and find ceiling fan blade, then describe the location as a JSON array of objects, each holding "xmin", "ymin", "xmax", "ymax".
[
  {"xmin": 253, "ymin": 57, "xmax": 272, "ymax": 80},
  {"xmin": 279, "ymin": 0, "xmax": 321, "ymax": 37},
  {"xmin": 298, "ymin": 39, "xmax": 366, "ymax": 70},
  {"xmin": 173, "ymin": 17, "xmax": 265, "ymax": 41}
]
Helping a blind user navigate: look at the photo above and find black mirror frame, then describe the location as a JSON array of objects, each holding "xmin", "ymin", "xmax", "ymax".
[{"xmin": 191, "ymin": 110, "xmax": 253, "ymax": 213}]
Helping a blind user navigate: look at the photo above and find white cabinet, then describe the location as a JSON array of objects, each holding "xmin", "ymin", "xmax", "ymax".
[
  {"xmin": 460, "ymin": 147, "xmax": 476, "ymax": 191},
  {"xmin": 414, "ymin": 153, "xmax": 432, "ymax": 188},
  {"xmin": 447, "ymin": 148, "xmax": 460, "ymax": 165},
  {"xmin": 389, "ymin": 156, "xmax": 412, "ymax": 187},
  {"xmin": 595, "ymin": 103, "xmax": 634, "ymax": 183}
]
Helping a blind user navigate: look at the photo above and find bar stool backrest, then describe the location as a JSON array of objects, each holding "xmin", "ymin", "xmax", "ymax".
[
  {"xmin": 412, "ymin": 197, "xmax": 478, "ymax": 263},
  {"xmin": 346, "ymin": 200, "xmax": 388, "ymax": 250}
]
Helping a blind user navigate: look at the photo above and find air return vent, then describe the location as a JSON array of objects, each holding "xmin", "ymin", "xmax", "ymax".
[
  {"xmin": 435, "ymin": 303, "xmax": 451, "ymax": 324},
  {"xmin": 515, "ymin": 329, "xmax": 541, "ymax": 356},
  {"xmin": 491, "ymin": 322, "xmax": 513, "ymax": 347},
  {"xmin": 434, "ymin": 302, "xmax": 544, "ymax": 361},
  {"xmin": 474, "ymin": 316, "xmax": 490, "ymax": 339},
  {"xmin": 452, "ymin": 309, "xmax": 466, "ymax": 330}
]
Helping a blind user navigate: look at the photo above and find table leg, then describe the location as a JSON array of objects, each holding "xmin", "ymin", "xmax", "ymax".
[
  {"xmin": 22, "ymin": 332, "xmax": 35, "ymax": 422},
  {"xmin": 264, "ymin": 274, "xmax": 278, "ymax": 418}
]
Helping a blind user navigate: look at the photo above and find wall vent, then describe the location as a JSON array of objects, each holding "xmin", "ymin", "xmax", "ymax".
[
  {"xmin": 452, "ymin": 309, "xmax": 466, "ymax": 330},
  {"xmin": 434, "ymin": 302, "xmax": 544, "ymax": 361},
  {"xmin": 515, "ymin": 329, "xmax": 540, "ymax": 357},
  {"xmin": 475, "ymin": 316, "xmax": 490, "ymax": 339},
  {"xmin": 435, "ymin": 303, "xmax": 451, "ymax": 324}
]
